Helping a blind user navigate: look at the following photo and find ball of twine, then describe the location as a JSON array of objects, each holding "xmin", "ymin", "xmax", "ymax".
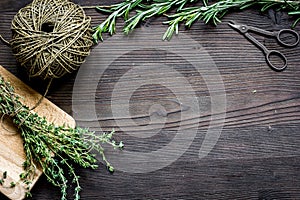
[{"xmin": 10, "ymin": 0, "xmax": 93, "ymax": 80}]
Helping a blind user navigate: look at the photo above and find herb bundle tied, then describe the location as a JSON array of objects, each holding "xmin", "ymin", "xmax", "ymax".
[{"xmin": 0, "ymin": 75, "xmax": 123, "ymax": 200}]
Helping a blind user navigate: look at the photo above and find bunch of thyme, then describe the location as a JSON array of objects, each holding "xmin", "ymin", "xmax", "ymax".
[
  {"xmin": 0, "ymin": 75, "xmax": 123, "ymax": 200},
  {"xmin": 93, "ymin": 0, "xmax": 300, "ymax": 41}
]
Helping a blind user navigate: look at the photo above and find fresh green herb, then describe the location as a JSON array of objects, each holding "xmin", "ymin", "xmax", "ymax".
[
  {"xmin": 94, "ymin": 0, "xmax": 300, "ymax": 41},
  {"xmin": 164, "ymin": 0, "xmax": 300, "ymax": 39},
  {"xmin": 10, "ymin": 182, "xmax": 16, "ymax": 188},
  {"xmin": 3, "ymin": 171, "xmax": 7, "ymax": 179},
  {"xmin": 0, "ymin": 75, "xmax": 123, "ymax": 200},
  {"xmin": 93, "ymin": 0, "xmax": 195, "ymax": 42},
  {"xmin": 93, "ymin": 0, "xmax": 143, "ymax": 42},
  {"xmin": 123, "ymin": 0, "xmax": 196, "ymax": 35},
  {"xmin": 0, "ymin": 171, "xmax": 7, "ymax": 185},
  {"xmin": 25, "ymin": 191, "xmax": 32, "ymax": 198}
]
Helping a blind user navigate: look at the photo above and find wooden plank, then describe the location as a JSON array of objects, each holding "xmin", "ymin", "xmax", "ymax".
[
  {"xmin": 0, "ymin": 65, "xmax": 76, "ymax": 200},
  {"xmin": 1, "ymin": 1, "xmax": 300, "ymax": 199}
]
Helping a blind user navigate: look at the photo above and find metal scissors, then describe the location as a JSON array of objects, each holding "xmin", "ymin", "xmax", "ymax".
[{"xmin": 228, "ymin": 20, "xmax": 300, "ymax": 72}]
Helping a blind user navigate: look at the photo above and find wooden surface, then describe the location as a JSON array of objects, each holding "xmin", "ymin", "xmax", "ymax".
[
  {"xmin": 0, "ymin": 66, "xmax": 76, "ymax": 200},
  {"xmin": 1, "ymin": 0, "xmax": 300, "ymax": 199}
]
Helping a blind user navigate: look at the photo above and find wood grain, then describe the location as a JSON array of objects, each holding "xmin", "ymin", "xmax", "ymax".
[
  {"xmin": 0, "ymin": 66, "xmax": 75, "ymax": 200},
  {"xmin": 1, "ymin": 0, "xmax": 300, "ymax": 200}
]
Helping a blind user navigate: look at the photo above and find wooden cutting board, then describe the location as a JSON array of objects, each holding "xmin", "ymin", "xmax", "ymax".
[{"xmin": 0, "ymin": 65, "xmax": 76, "ymax": 200}]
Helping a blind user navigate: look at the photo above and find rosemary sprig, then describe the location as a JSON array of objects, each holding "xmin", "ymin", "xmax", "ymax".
[
  {"xmin": 92, "ymin": 0, "xmax": 143, "ymax": 43},
  {"xmin": 124, "ymin": 0, "xmax": 196, "ymax": 34},
  {"xmin": 93, "ymin": 0, "xmax": 197, "ymax": 42},
  {"xmin": 94, "ymin": 0, "xmax": 300, "ymax": 41},
  {"xmin": 164, "ymin": 0, "xmax": 300, "ymax": 39},
  {"xmin": 0, "ymin": 75, "xmax": 123, "ymax": 200}
]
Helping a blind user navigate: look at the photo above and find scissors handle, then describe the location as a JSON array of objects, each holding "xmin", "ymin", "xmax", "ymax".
[
  {"xmin": 276, "ymin": 29, "xmax": 300, "ymax": 47},
  {"xmin": 228, "ymin": 21, "xmax": 298, "ymax": 72},
  {"xmin": 244, "ymin": 30, "xmax": 289, "ymax": 72},
  {"xmin": 266, "ymin": 50, "xmax": 287, "ymax": 72}
]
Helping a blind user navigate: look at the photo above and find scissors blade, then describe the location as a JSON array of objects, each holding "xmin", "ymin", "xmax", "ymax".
[
  {"xmin": 228, "ymin": 20, "xmax": 240, "ymax": 29},
  {"xmin": 228, "ymin": 20, "xmax": 247, "ymax": 33}
]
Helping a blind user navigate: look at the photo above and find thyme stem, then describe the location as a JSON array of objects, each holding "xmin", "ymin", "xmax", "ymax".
[{"xmin": 0, "ymin": 75, "xmax": 123, "ymax": 200}]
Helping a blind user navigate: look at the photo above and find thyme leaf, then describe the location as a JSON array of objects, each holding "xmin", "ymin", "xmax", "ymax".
[{"xmin": 0, "ymin": 75, "xmax": 123, "ymax": 200}]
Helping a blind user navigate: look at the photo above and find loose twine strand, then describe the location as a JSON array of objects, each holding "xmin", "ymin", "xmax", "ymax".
[{"xmin": 0, "ymin": 0, "xmax": 93, "ymax": 133}]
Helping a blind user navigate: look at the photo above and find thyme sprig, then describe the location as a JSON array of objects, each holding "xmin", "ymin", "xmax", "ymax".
[
  {"xmin": 0, "ymin": 75, "xmax": 123, "ymax": 200},
  {"xmin": 93, "ymin": 0, "xmax": 300, "ymax": 41}
]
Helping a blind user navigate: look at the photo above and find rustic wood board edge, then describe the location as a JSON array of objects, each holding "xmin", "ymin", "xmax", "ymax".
[{"xmin": 0, "ymin": 65, "xmax": 76, "ymax": 200}]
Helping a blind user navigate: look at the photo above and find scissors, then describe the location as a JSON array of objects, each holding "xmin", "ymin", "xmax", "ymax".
[{"xmin": 228, "ymin": 20, "xmax": 300, "ymax": 72}]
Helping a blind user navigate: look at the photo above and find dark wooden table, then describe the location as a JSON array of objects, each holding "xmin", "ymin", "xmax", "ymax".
[{"xmin": 1, "ymin": 1, "xmax": 300, "ymax": 199}]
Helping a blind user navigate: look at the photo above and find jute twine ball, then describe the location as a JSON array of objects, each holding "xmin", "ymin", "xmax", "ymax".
[{"xmin": 10, "ymin": 0, "xmax": 93, "ymax": 80}]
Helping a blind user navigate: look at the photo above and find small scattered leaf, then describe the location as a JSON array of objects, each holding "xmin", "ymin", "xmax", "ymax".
[{"xmin": 3, "ymin": 171, "xmax": 7, "ymax": 179}]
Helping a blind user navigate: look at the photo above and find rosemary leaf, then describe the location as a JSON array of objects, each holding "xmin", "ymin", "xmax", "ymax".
[
  {"xmin": 93, "ymin": 0, "xmax": 143, "ymax": 42},
  {"xmin": 94, "ymin": 0, "xmax": 300, "ymax": 41}
]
